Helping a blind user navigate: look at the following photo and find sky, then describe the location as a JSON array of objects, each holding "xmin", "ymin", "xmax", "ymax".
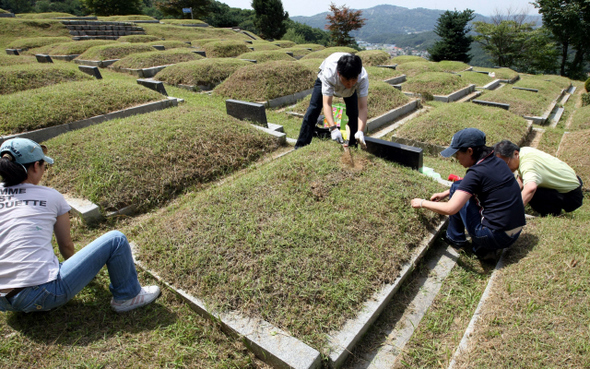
[{"xmin": 220, "ymin": 0, "xmax": 539, "ymax": 17}]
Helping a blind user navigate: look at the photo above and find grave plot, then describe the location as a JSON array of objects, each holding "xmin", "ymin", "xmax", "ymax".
[
  {"xmin": 141, "ymin": 23, "xmax": 251, "ymax": 42},
  {"xmin": 155, "ymin": 58, "xmax": 252, "ymax": 91},
  {"xmin": 0, "ymin": 62, "xmax": 93, "ymax": 94},
  {"xmin": 297, "ymin": 57, "xmax": 323, "ymax": 71},
  {"xmin": 273, "ymin": 40, "xmax": 296, "ymax": 48},
  {"xmin": 281, "ymin": 47, "xmax": 313, "ymax": 59},
  {"xmin": 0, "ymin": 79, "xmax": 164, "ymax": 135},
  {"xmin": 459, "ymin": 70, "xmax": 496, "ymax": 88},
  {"xmin": 127, "ymin": 140, "xmax": 446, "ymax": 355},
  {"xmin": 236, "ymin": 49, "xmax": 295, "ymax": 63},
  {"xmin": 201, "ymin": 40, "xmax": 251, "ymax": 58},
  {"xmin": 390, "ymin": 55, "xmax": 428, "ymax": 64},
  {"xmin": 160, "ymin": 19, "xmax": 208, "ymax": 26},
  {"xmin": 117, "ymin": 34, "xmax": 161, "ymax": 43},
  {"xmin": 145, "ymin": 40, "xmax": 192, "ymax": 50},
  {"xmin": 249, "ymin": 40, "xmax": 281, "ymax": 50},
  {"xmin": 402, "ymin": 72, "xmax": 472, "ymax": 98},
  {"xmin": 472, "ymin": 66, "xmax": 519, "ymax": 83},
  {"xmin": 96, "ymin": 15, "xmax": 157, "ymax": 22},
  {"xmin": 44, "ymin": 105, "xmax": 279, "ymax": 214},
  {"xmin": 396, "ymin": 60, "xmax": 469, "ymax": 78},
  {"xmin": 0, "ymin": 18, "xmax": 71, "ymax": 50},
  {"xmin": 365, "ymin": 66, "xmax": 405, "ymax": 84},
  {"xmin": 6, "ymin": 36, "xmax": 72, "ymax": 52},
  {"xmin": 300, "ymin": 46, "xmax": 358, "ymax": 59},
  {"xmin": 291, "ymin": 43, "xmax": 325, "ymax": 51},
  {"xmin": 389, "ymin": 102, "xmax": 531, "ymax": 155},
  {"xmin": 109, "ymin": 48, "xmax": 204, "ymax": 76},
  {"xmin": 477, "ymin": 75, "xmax": 567, "ymax": 119},
  {"xmin": 213, "ymin": 60, "xmax": 316, "ymax": 107},
  {"xmin": 27, "ymin": 39, "xmax": 116, "ymax": 60},
  {"xmin": 0, "ymin": 53, "xmax": 37, "ymax": 66},
  {"xmin": 557, "ymin": 129, "xmax": 590, "ymax": 189},
  {"xmin": 74, "ymin": 43, "xmax": 157, "ymax": 67},
  {"xmin": 569, "ymin": 104, "xmax": 590, "ymax": 130},
  {"xmin": 357, "ymin": 50, "xmax": 391, "ymax": 66}
]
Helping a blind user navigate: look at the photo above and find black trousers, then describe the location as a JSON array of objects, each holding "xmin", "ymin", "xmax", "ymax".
[
  {"xmin": 295, "ymin": 78, "xmax": 359, "ymax": 148},
  {"xmin": 529, "ymin": 176, "xmax": 584, "ymax": 216}
]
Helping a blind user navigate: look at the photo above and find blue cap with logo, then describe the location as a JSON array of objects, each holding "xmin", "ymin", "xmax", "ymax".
[
  {"xmin": 0, "ymin": 138, "xmax": 54, "ymax": 165},
  {"xmin": 440, "ymin": 128, "xmax": 486, "ymax": 158}
]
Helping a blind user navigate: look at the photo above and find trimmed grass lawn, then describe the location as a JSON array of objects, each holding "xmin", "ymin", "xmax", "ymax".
[
  {"xmin": 0, "ymin": 62, "xmax": 92, "ymax": 94},
  {"xmin": 110, "ymin": 48, "xmax": 203, "ymax": 69},
  {"xmin": 459, "ymin": 71, "xmax": 494, "ymax": 87},
  {"xmin": 128, "ymin": 141, "xmax": 445, "ymax": 350},
  {"xmin": 202, "ymin": 40, "xmax": 251, "ymax": 58},
  {"xmin": 76, "ymin": 44, "xmax": 156, "ymax": 61},
  {"xmin": 402, "ymin": 72, "xmax": 469, "ymax": 95},
  {"xmin": 154, "ymin": 58, "xmax": 252, "ymax": 88},
  {"xmin": 471, "ymin": 67, "xmax": 518, "ymax": 81}
]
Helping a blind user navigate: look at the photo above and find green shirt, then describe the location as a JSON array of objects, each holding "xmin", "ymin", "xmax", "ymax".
[{"xmin": 519, "ymin": 147, "xmax": 579, "ymax": 193}]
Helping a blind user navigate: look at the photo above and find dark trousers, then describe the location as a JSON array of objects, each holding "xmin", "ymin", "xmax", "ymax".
[
  {"xmin": 295, "ymin": 78, "xmax": 359, "ymax": 148},
  {"xmin": 529, "ymin": 176, "xmax": 584, "ymax": 216}
]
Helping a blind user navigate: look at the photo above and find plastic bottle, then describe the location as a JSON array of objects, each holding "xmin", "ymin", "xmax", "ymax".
[{"xmin": 419, "ymin": 166, "xmax": 441, "ymax": 180}]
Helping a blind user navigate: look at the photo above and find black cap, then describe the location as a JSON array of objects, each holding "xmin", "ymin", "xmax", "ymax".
[{"xmin": 440, "ymin": 128, "xmax": 486, "ymax": 158}]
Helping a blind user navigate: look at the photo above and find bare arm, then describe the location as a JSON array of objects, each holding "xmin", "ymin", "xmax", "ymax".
[
  {"xmin": 322, "ymin": 95, "xmax": 335, "ymax": 127},
  {"xmin": 411, "ymin": 190, "xmax": 472, "ymax": 216},
  {"xmin": 521, "ymin": 181, "xmax": 537, "ymax": 206},
  {"xmin": 357, "ymin": 96, "xmax": 368, "ymax": 133},
  {"xmin": 54, "ymin": 212, "xmax": 75, "ymax": 260}
]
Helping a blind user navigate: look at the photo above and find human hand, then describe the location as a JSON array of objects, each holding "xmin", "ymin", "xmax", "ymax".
[
  {"xmin": 430, "ymin": 192, "xmax": 446, "ymax": 202},
  {"xmin": 354, "ymin": 131, "xmax": 366, "ymax": 148},
  {"xmin": 411, "ymin": 198, "xmax": 426, "ymax": 209},
  {"xmin": 331, "ymin": 128, "xmax": 344, "ymax": 144}
]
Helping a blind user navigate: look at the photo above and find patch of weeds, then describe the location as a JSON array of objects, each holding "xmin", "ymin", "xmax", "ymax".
[
  {"xmin": 213, "ymin": 60, "xmax": 316, "ymax": 102},
  {"xmin": 237, "ymin": 49, "xmax": 295, "ymax": 63},
  {"xmin": 7, "ymin": 36, "xmax": 72, "ymax": 49},
  {"xmin": 300, "ymin": 46, "xmax": 357, "ymax": 59},
  {"xmin": 44, "ymin": 105, "xmax": 278, "ymax": 212},
  {"xmin": 581, "ymin": 93, "xmax": 590, "ymax": 107},
  {"xmin": 0, "ymin": 62, "xmax": 92, "ymax": 95},
  {"xmin": 117, "ymin": 34, "xmax": 161, "ymax": 43},
  {"xmin": 0, "ymin": 79, "xmax": 163, "ymax": 134},
  {"xmin": 356, "ymin": 50, "xmax": 391, "ymax": 66},
  {"xmin": 155, "ymin": 58, "xmax": 251, "ymax": 87},
  {"xmin": 391, "ymin": 102, "xmax": 530, "ymax": 147},
  {"xmin": 76, "ymin": 43, "xmax": 156, "ymax": 61},
  {"xmin": 127, "ymin": 141, "xmax": 446, "ymax": 351},
  {"xmin": 202, "ymin": 40, "xmax": 251, "ymax": 58},
  {"xmin": 110, "ymin": 48, "xmax": 203, "ymax": 69},
  {"xmin": 403, "ymin": 72, "xmax": 467, "ymax": 95}
]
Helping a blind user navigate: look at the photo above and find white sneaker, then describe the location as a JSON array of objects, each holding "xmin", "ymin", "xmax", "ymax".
[{"xmin": 111, "ymin": 285, "xmax": 161, "ymax": 313}]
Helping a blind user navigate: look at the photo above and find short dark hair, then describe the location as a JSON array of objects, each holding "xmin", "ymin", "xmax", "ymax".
[
  {"xmin": 458, "ymin": 145, "xmax": 493, "ymax": 162},
  {"xmin": 494, "ymin": 140, "xmax": 520, "ymax": 158},
  {"xmin": 337, "ymin": 54, "xmax": 362, "ymax": 80}
]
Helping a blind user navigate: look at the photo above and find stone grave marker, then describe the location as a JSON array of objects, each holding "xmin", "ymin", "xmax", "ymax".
[
  {"xmin": 78, "ymin": 65, "xmax": 103, "ymax": 79},
  {"xmin": 364, "ymin": 136, "xmax": 423, "ymax": 169},
  {"xmin": 226, "ymin": 99, "xmax": 268, "ymax": 127},
  {"xmin": 35, "ymin": 54, "xmax": 53, "ymax": 63},
  {"xmin": 137, "ymin": 79, "xmax": 168, "ymax": 96}
]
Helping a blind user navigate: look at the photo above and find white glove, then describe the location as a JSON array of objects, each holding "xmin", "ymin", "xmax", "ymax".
[
  {"xmin": 355, "ymin": 131, "xmax": 366, "ymax": 147},
  {"xmin": 331, "ymin": 127, "xmax": 344, "ymax": 144}
]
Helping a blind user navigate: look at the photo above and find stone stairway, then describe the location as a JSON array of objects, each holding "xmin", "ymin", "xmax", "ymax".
[{"xmin": 61, "ymin": 20, "xmax": 146, "ymax": 40}]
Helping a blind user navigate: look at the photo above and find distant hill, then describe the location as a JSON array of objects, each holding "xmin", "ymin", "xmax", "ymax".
[{"xmin": 291, "ymin": 4, "xmax": 542, "ymax": 44}]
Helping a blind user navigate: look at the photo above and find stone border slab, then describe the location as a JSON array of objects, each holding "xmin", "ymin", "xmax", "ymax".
[
  {"xmin": 512, "ymin": 86, "xmax": 538, "ymax": 92},
  {"xmin": 74, "ymin": 58, "xmax": 119, "ymax": 68},
  {"xmin": 472, "ymin": 99, "xmax": 510, "ymax": 110},
  {"xmin": 0, "ymin": 97, "xmax": 179, "ymax": 145},
  {"xmin": 63, "ymin": 195, "xmax": 102, "ymax": 225},
  {"xmin": 262, "ymin": 88, "xmax": 314, "ymax": 108},
  {"xmin": 482, "ymin": 79, "xmax": 500, "ymax": 90},
  {"xmin": 327, "ymin": 219, "xmax": 449, "ymax": 367},
  {"xmin": 137, "ymin": 78, "xmax": 168, "ymax": 96},
  {"xmin": 523, "ymin": 88, "xmax": 567, "ymax": 125},
  {"xmin": 250, "ymin": 124, "xmax": 287, "ymax": 145},
  {"xmin": 112, "ymin": 64, "xmax": 170, "ymax": 78},
  {"xmin": 0, "ymin": 13, "xmax": 15, "ymax": 17},
  {"xmin": 383, "ymin": 74, "xmax": 406, "ymax": 86},
  {"xmin": 366, "ymin": 99, "xmax": 420, "ymax": 133},
  {"xmin": 376, "ymin": 64, "xmax": 397, "ymax": 69},
  {"xmin": 131, "ymin": 245, "xmax": 322, "ymax": 369},
  {"xmin": 51, "ymin": 54, "xmax": 80, "ymax": 61},
  {"xmin": 433, "ymin": 84, "xmax": 476, "ymax": 103}
]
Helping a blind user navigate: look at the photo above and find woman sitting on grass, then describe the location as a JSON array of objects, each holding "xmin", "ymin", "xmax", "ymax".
[
  {"xmin": 410, "ymin": 128, "xmax": 526, "ymax": 261},
  {"xmin": 0, "ymin": 138, "xmax": 160, "ymax": 313}
]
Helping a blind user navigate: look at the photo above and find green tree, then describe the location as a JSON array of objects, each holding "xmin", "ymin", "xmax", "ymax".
[
  {"xmin": 156, "ymin": 0, "xmax": 210, "ymax": 19},
  {"xmin": 204, "ymin": 0, "xmax": 255, "ymax": 31},
  {"xmin": 325, "ymin": 2, "xmax": 366, "ymax": 47},
  {"xmin": 282, "ymin": 20, "xmax": 330, "ymax": 46},
  {"xmin": 84, "ymin": 0, "xmax": 142, "ymax": 15},
  {"xmin": 534, "ymin": 0, "xmax": 590, "ymax": 78},
  {"xmin": 251, "ymin": 0, "xmax": 288, "ymax": 40},
  {"xmin": 0, "ymin": 0, "xmax": 34, "ymax": 13},
  {"xmin": 428, "ymin": 9, "xmax": 474, "ymax": 63}
]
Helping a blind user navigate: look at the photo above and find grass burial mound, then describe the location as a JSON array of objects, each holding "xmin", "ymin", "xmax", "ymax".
[
  {"xmin": 301, "ymin": 46, "xmax": 357, "ymax": 59},
  {"xmin": 128, "ymin": 140, "xmax": 446, "ymax": 350},
  {"xmin": 558, "ymin": 129, "xmax": 590, "ymax": 189},
  {"xmin": 397, "ymin": 61, "xmax": 470, "ymax": 78},
  {"xmin": 161, "ymin": 19, "xmax": 208, "ymax": 25},
  {"xmin": 403, "ymin": 72, "xmax": 469, "ymax": 96},
  {"xmin": 391, "ymin": 55, "xmax": 428, "ymax": 64},
  {"xmin": 117, "ymin": 34, "xmax": 161, "ymax": 43},
  {"xmin": 15, "ymin": 12, "xmax": 73, "ymax": 18},
  {"xmin": 236, "ymin": 49, "xmax": 295, "ymax": 63},
  {"xmin": 30, "ymin": 39, "xmax": 115, "ymax": 56},
  {"xmin": 273, "ymin": 40, "xmax": 296, "ymax": 48},
  {"xmin": 214, "ymin": 60, "xmax": 316, "ymax": 102},
  {"xmin": 146, "ymin": 40, "xmax": 192, "ymax": 50},
  {"xmin": 0, "ymin": 54, "xmax": 37, "ymax": 66},
  {"xmin": 0, "ymin": 8, "xmax": 10, "ymax": 13},
  {"xmin": 0, "ymin": 80, "xmax": 162, "ymax": 135},
  {"xmin": 281, "ymin": 47, "xmax": 312, "ymax": 58},
  {"xmin": 291, "ymin": 80, "xmax": 411, "ymax": 120},
  {"xmin": 155, "ymin": 58, "xmax": 251, "ymax": 89},
  {"xmin": 97, "ymin": 15, "xmax": 156, "ymax": 21},
  {"xmin": 570, "ymin": 104, "xmax": 590, "ymax": 130},
  {"xmin": 473, "ymin": 66, "xmax": 518, "ymax": 81},
  {"xmin": 0, "ymin": 63, "xmax": 92, "ymax": 95},
  {"xmin": 6, "ymin": 36, "xmax": 72, "ymax": 50},
  {"xmin": 76, "ymin": 43, "xmax": 157, "ymax": 61},
  {"xmin": 459, "ymin": 71, "xmax": 495, "ymax": 87},
  {"xmin": 202, "ymin": 40, "xmax": 251, "ymax": 58},
  {"xmin": 0, "ymin": 18, "xmax": 70, "ymax": 49},
  {"xmin": 291, "ymin": 43, "xmax": 325, "ymax": 51},
  {"xmin": 391, "ymin": 103, "xmax": 530, "ymax": 149},
  {"xmin": 297, "ymin": 58, "xmax": 323, "ymax": 72},
  {"xmin": 365, "ymin": 66, "xmax": 404, "ymax": 82},
  {"xmin": 357, "ymin": 49, "xmax": 391, "ymax": 66},
  {"xmin": 110, "ymin": 48, "xmax": 203, "ymax": 69},
  {"xmin": 250, "ymin": 40, "xmax": 281, "ymax": 51},
  {"xmin": 45, "ymin": 106, "xmax": 278, "ymax": 212},
  {"xmin": 142, "ymin": 23, "xmax": 246, "ymax": 43}
]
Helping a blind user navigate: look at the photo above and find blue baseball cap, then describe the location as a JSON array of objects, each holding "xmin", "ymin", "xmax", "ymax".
[
  {"xmin": 440, "ymin": 128, "xmax": 486, "ymax": 158},
  {"xmin": 0, "ymin": 138, "xmax": 54, "ymax": 165}
]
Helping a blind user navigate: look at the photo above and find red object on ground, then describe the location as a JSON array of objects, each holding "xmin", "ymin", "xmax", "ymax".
[{"xmin": 448, "ymin": 174, "xmax": 463, "ymax": 182}]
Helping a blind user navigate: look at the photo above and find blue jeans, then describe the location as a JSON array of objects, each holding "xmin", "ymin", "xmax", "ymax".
[
  {"xmin": 0, "ymin": 231, "xmax": 141, "ymax": 313},
  {"xmin": 447, "ymin": 182, "xmax": 522, "ymax": 256},
  {"xmin": 295, "ymin": 78, "xmax": 359, "ymax": 148}
]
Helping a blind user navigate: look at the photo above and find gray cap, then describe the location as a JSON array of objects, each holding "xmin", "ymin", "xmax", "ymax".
[{"xmin": 0, "ymin": 138, "xmax": 54, "ymax": 165}]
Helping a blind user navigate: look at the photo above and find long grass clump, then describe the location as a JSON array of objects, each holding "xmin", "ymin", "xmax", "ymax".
[
  {"xmin": 357, "ymin": 50, "xmax": 391, "ymax": 66},
  {"xmin": 111, "ymin": 49, "xmax": 203, "ymax": 69},
  {"xmin": 155, "ymin": 58, "xmax": 251, "ymax": 88},
  {"xmin": 403, "ymin": 72, "xmax": 468, "ymax": 95},
  {"xmin": 0, "ymin": 63, "xmax": 92, "ymax": 95},
  {"xmin": 569, "ymin": 104, "xmax": 590, "ymax": 130},
  {"xmin": 128, "ymin": 140, "xmax": 445, "ymax": 350},
  {"xmin": 76, "ymin": 43, "xmax": 157, "ymax": 61},
  {"xmin": 0, "ymin": 79, "xmax": 163, "ymax": 135},
  {"xmin": 392, "ymin": 102, "xmax": 530, "ymax": 147},
  {"xmin": 7, "ymin": 36, "xmax": 72, "ymax": 50},
  {"xmin": 202, "ymin": 40, "xmax": 251, "ymax": 58},
  {"xmin": 213, "ymin": 60, "xmax": 316, "ymax": 101},
  {"xmin": 45, "ymin": 105, "xmax": 278, "ymax": 212},
  {"xmin": 237, "ymin": 50, "xmax": 295, "ymax": 63}
]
